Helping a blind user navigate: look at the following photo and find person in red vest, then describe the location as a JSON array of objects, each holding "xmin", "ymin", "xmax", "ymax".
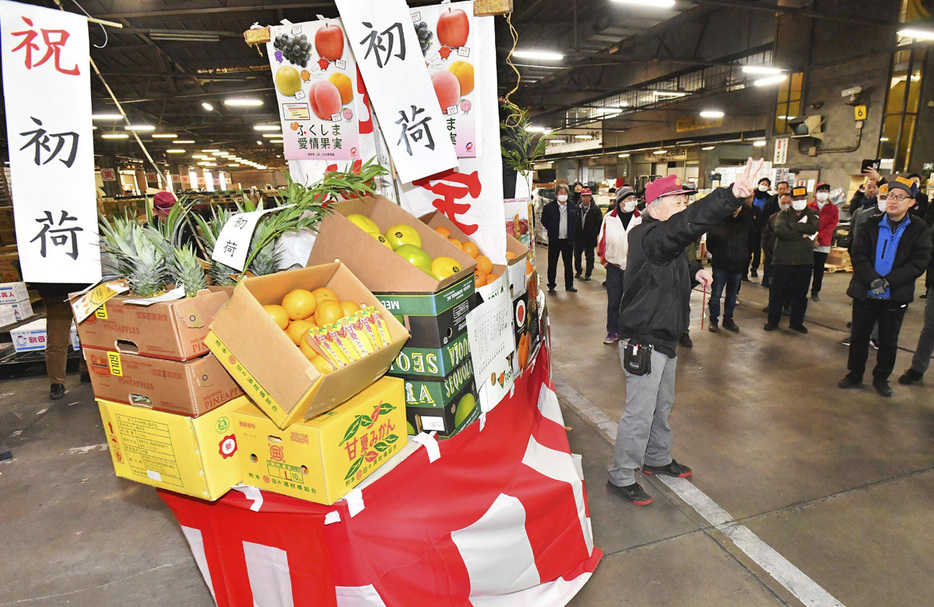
[{"xmin": 808, "ymin": 182, "xmax": 839, "ymax": 302}]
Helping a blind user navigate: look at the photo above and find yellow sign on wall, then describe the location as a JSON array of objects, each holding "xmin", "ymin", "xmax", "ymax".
[{"xmin": 854, "ymin": 105, "xmax": 868, "ymax": 121}]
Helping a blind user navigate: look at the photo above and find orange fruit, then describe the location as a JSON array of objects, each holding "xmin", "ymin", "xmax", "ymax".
[
  {"xmin": 476, "ymin": 255, "xmax": 493, "ymax": 275},
  {"xmin": 526, "ymin": 259, "xmax": 534, "ymax": 275},
  {"xmin": 462, "ymin": 241, "xmax": 479, "ymax": 259},
  {"xmin": 299, "ymin": 337, "xmax": 319, "ymax": 361},
  {"xmin": 505, "ymin": 251, "xmax": 517, "ymax": 260},
  {"xmin": 340, "ymin": 300, "xmax": 361, "ymax": 316},
  {"xmin": 449, "ymin": 238, "xmax": 463, "ymax": 251},
  {"xmin": 314, "ymin": 299, "xmax": 344, "ymax": 326},
  {"xmin": 434, "ymin": 226, "xmax": 452, "ymax": 239},
  {"xmin": 310, "ymin": 354, "xmax": 335, "ymax": 374},
  {"xmin": 311, "ymin": 287, "xmax": 339, "ymax": 304},
  {"xmin": 281, "ymin": 288, "xmax": 317, "ymax": 320},
  {"xmin": 328, "ymin": 72, "xmax": 354, "ymax": 105},
  {"xmin": 448, "ymin": 61, "xmax": 475, "ymax": 96},
  {"xmin": 486, "ymin": 273, "xmax": 499, "ymax": 286},
  {"xmin": 474, "ymin": 269, "xmax": 488, "ymax": 288},
  {"xmin": 263, "ymin": 304, "xmax": 290, "ymax": 330},
  {"xmin": 286, "ymin": 319, "xmax": 316, "ymax": 345}
]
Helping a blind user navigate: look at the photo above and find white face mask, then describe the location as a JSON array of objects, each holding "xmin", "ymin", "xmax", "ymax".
[
  {"xmin": 758, "ymin": 184, "xmax": 769, "ymax": 192},
  {"xmin": 792, "ymin": 200, "xmax": 807, "ymax": 211},
  {"xmin": 557, "ymin": 194, "xmax": 568, "ymax": 203},
  {"xmin": 877, "ymin": 198, "xmax": 887, "ymax": 212},
  {"xmin": 622, "ymin": 200, "xmax": 637, "ymax": 213},
  {"xmin": 816, "ymin": 192, "xmax": 829, "ymax": 202},
  {"xmin": 779, "ymin": 203, "xmax": 791, "ymax": 211}
]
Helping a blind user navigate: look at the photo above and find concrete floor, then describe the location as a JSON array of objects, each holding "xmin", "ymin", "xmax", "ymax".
[{"xmin": 2, "ymin": 254, "xmax": 933, "ymax": 606}]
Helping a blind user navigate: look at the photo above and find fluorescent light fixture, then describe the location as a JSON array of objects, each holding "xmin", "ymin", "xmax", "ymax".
[
  {"xmin": 262, "ymin": 133, "xmax": 284, "ymax": 138},
  {"xmin": 256, "ymin": 140, "xmax": 263, "ymax": 145},
  {"xmin": 574, "ymin": 135, "xmax": 593, "ymax": 139},
  {"xmin": 898, "ymin": 27, "xmax": 934, "ymax": 41},
  {"xmin": 92, "ymin": 113, "xmax": 122, "ymax": 120},
  {"xmin": 201, "ymin": 149, "xmax": 220, "ymax": 153},
  {"xmin": 701, "ymin": 146, "xmax": 716, "ymax": 150},
  {"xmin": 754, "ymin": 74, "xmax": 788, "ymax": 87},
  {"xmin": 201, "ymin": 102, "xmax": 214, "ymax": 111},
  {"xmin": 548, "ymin": 139, "xmax": 566, "ymax": 143},
  {"xmin": 618, "ymin": 153, "xmax": 630, "ymax": 158},
  {"xmin": 166, "ymin": 149, "xmax": 186, "ymax": 154},
  {"xmin": 229, "ymin": 164, "xmax": 240, "ymax": 167},
  {"xmin": 652, "ymin": 90, "xmax": 686, "ymax": 98},
  {"xmin": 101, "ymin": 133, "xmax": 129, "ymax": 139},
  {"xmin": 753, "ymin": 140, "xmax": 767, "ymax": 147},
  {"xmin": 611, "ymin": 0, "xmax": 675, "ymax": 6},
  {"xmin": 124, "ymin": 124, "xmax": 155, "ymax": 131},
  {"xmin": 880, "ymin": 137, "xmax": 890, "ymax": 141},
  {"xmin": 527, "ymin": 126, "xmax": 547, "ymax": 133},
  {"xmin": 777, "ymin": 115, "xmax": 796, "ymax": 120},
  {"xmin": 197, "ymin": 161, "xmax": 212, "ymax": 166},
  {"xmin": 192, "ymin": 154, "xmax": 209, "ymax": 159},
  {"xmin": 151, "ymin": 133, "xmax": 177, "ymax": 139},
  {"xmin": 653, "ymin": 150, "xmax": 668, "ymax": 155},
  {"xmin": 224, "ymin": 98, "xmax": 263, "ymax": 107},
  {"xmin": 258, "ymin": 165, "xmax": 267, "ymax": 170},
  {"xmin": 741, "ymin": 65, "xmax": 783, "ymax": 75},
  {"xmin": 253, "ymin": 124, "xmax": 281, "ymax": 131},
  {"xmin": 174, "ymin": 140, "xmax": 195, "ymax": 144},
  {"xmin": 512, "ymin": 49, "xmax": 564, "ymax": 61},
  {"xmin": 699, "ymin": 110, "xmax": 725, "ymax": 119}
]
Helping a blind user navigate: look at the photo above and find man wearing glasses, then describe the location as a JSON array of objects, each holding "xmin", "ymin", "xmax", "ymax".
[{"xmin": 839, "ymin": 175, "xmax": 932, "ymax": 397}]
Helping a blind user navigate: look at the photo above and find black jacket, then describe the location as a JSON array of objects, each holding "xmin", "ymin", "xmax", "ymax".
[
  {"xmin": 576, "ymin": 202, "xmax": 603, "ymax": 247},
  {"xmin": 762, "ymin": 194, "xmax": 781, "ymax": 227},
  {"xmin": 772, "ymin": 208, "xmax": 819, "ymax": 266},
  {"xmin": 707, "ymin": 208, "xmax": 755, "ymax": 274},
  {"xmin": 541, "ymin": 200, "xmax": 579, "ymax": 242},
  {"xmin": 847, "ymin": 214, "xmax": 932, "ymax": 304},
  {"xmin": 619, "ymin": 187, "xmax": 743, "ymax": 357}
]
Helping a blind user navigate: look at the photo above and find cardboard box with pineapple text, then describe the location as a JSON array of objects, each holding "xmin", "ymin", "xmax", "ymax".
[
  {"xmin": 98, "ymin": 396, "xmax": 246, "ymax": 501},
  {"xmin": 235, "ymin": 376, "xmax": 405, "ymax": 504},
  {"xmin": 207, "ymin": 262, "xmax": 409, "ymax": 429},
  {"xmin": 85, "ymin": 347, "xmax": 244, "ymax": 416},
  {"xmin": 72, "ymin": 289, "xmax": 229, "ymax": 361}
]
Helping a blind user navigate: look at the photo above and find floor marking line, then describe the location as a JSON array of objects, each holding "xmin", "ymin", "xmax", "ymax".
[{"xmin": 554, "ymin": 378, "xmax": 846, "ymax": 607}]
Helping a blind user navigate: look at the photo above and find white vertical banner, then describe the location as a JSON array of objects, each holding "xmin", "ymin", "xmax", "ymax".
[
  {"xmin": 773, "ymin": 137, "xmax": 789, "ymax": 165},
  {"xmin": 398, "ymin": 8, "xmax": 507, "ymax": 264},
  {"xmin": 336, "ymin": 0, "xmax": 458, "ymax": 183},
  {"xmin": 0, "ymin": 1, "xmax": 101, "ymax": 284}
]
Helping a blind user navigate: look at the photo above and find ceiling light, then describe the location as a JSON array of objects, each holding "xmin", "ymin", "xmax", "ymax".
[
  {"xmin": 653, "ymin": 149, "xmax": 668, "ymax": 154},
  {"xmin": 201, "ymin": 149, "xmax": 220, "ymax": 153},
  {"xmin": 880, "ymin": 137, "xmax": 890, "ymax": 141},
  {"xmin": 702, "ymin": 146, "xmax": 716, "ymax": 150},
  {"xmin": 262, "ymin": 133, "xmax": 284, "ymax": 138},
  {"xmin": 173, "ymin": 140, "xmax": 195, "ymax": 144},
  {"xmin": 151, "ymin": 133, "xmax": 177, "ymax": 139},
  {"xmin": 777, "ymin": 115, "xmax": 796, "ymax": 120},
  {"xmin": 197, "ymin": 161, "xmax": 212, "ymax": 166},
  {"xmin": 256, "ymin": 140, "xmax": 263, "ymax": 145},
  {"xmin": 574, "ymin": 135, "xmax": 593, "ymax": 139},
  {"xmin": 699, "ymin": 110, "xmax": 724, "ymax": 118},
  {"xmin": 753, "ymin": 140, "xmax": 767, "ymax": 147},
  {"xmin": 224, "ymin": 98, "xmax": 263, "ymax": 107},
  {"xmin": 253, "ymin": 125, "xmax": 281, "ymax": 131},
  {"xmin": 741, "ymin": 65, "xmax": 783, "ymax": 75},
  {"xmin": 527, "ymin": 126, "xmax": 547, "ymax": 133},
  {"xmin": 92, "ymin": 113, "xmax": 122, "ymax": 120},
  {"xmin": 229, "ymin": 164, "xmax": 240, "ymax": 167},
  {"xmin": 192, "ymin": 154, "xmax": 209, "ymax": 159},
  {"xmin": 202, "ymin": 102, "xmax": 214, "ymax": 111},
  {"xmin": 754, "ymin": 74, "xmax": 788, "ymax": 87},
  {"xmin": 124, "ymin": 124, "xmax": 155, "ymax": 131},
  {"xmin": 101, "ymin": 133, "xmax": 129, "ymax": 139},
  {"xmin": 258, "ymin": 165, "xmax": 267, "ymax": 170},
  {"xmin": 611, "ymin": 0, "xmax": 675, "ymax": 6},
  {"xmin": 652, "ymin": 90, "xmax": 686, "ymax": 98},
  {"xmin": 618, "ymin": 153, "xmax": 630, "ymax": 158},
  {"xmin": 166, "ymin": 149, "xmax": 186, "ymax": 154},
  {"xmin": 898, "ymin": 27, "xmax": 934, "ymax": 41},
  {"xmin": 512, "ymin": 49, "xmax": 564, "ymax": 61}
]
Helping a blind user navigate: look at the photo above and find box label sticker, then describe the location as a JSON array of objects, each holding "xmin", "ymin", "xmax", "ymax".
[
  {"xmin": 421, "ymin": 416, "xmax": 445, "ymax": 431},
  {"xmin": 107, "ymin": 352, "xmax": 123, "ymax": 377},
  {"xmin": 95, "ymin": 304, "xmax": 108, "ymax": 320}
]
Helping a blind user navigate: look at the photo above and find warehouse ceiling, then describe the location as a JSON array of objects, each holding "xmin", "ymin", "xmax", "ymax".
[{"xmin": 0, "ymin": 0, "xmax": 893, "ymax": 169}]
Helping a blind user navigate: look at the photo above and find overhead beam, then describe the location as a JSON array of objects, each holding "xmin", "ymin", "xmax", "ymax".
[{"xmin": 689, "ymin": 0, "xmax": 896, "ymax": 25}]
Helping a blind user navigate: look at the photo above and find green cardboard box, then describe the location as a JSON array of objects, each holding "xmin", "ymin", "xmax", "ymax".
[
  {"xmin": 403, "ymin": 358, "xmax": 479, "ymax": 437},
  {"xmin": 389, "ymin": 329, "xmax": 470, "ymax": 378},
  {"xmin": 375, "ymin": 274, "xmax": 475, "ymax": 349}
]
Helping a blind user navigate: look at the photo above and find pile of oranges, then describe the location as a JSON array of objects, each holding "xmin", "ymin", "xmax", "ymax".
[
  {"xmin": 433, "ymin": 226, "xmax": 500, "ymax": 287},
  {"xmin": 262, "ymin": 286, "xmax": 362, "ymax": 374}
]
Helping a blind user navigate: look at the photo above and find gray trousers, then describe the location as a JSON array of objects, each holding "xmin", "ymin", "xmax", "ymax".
[
  {"xmin": 608, "ymin": 344, "xmax": 678, "ymax": 487},
  {"xmin": 910, "ymin": 287, "xmax": 934, "ymax": 374}
]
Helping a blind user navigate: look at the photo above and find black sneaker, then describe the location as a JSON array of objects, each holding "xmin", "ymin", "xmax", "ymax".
[
  {"xmin": 811, "ymin": 294, "xmax": 820, "ymax": 302},
  {"xmin": 50, "ymin": 384, "xmax": 65, "ymax": 400},
  {"xmin": 870, "ymin": 338, "xmax": 880, "ymax": 350},
  {"xmin": 838, "ymin": 375, "xmax": 863, "ymax": 389},
  {"xmin": 872, "ymin": 378, "xmax": 893, "ymax": 397},
  {"xmin": 575, "ymin": 273, "xmax": 582, "ymax": 279},
  {"xmin": 547, "ymin": 287, "xmax": 556, "ymax": 294},
  {"xmin": 789, "ymin": 324, "xmax": 808, "ymax": 334},
  {"xmin": 723, "ymin": 319, "xmax": 740, "ymax": 333},
  {"xmin": 606, "ymin": 481, "xmax": 652, "ymax": 506},
  {"xmin": 763, "ymin": 323, "xmax": 778, "ymax": 331},
  {"xmin": 741, "ymin": 275, "xmax": 751, "ymax": 282},
  {"xmin": 566, "ymin": 286, "xmax": 578, "ymax": 292},
  {"xmin": 642, "ymin": 460, "xmax": 692, "ymax": 478},
  {"xmin": 898, "ymin": 369, "xmax": 924, "ymax": 385},
  {"xmin": 841, "ymin": 337, "xmax": 851, "ymax": 346},
  {"xmin": 679, "ymin": 333, "xmax": 693, "ymax": 348},
  {"xmin": 582, "ymin": 276, "xmax": 592, "ymax": 281},
  {"xmin": 708, "ymin": 321, "xmax": 719, "ymax": 333}
]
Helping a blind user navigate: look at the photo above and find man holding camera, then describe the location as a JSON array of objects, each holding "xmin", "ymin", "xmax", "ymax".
[{"xmin": 839, "ymin": 175, "xmax": 932, "ymax": 397}]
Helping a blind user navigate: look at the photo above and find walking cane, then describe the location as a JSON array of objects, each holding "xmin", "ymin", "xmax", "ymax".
[{"xmin": 701, "ymin": 282, "xmax": 707, "ymax": 330}]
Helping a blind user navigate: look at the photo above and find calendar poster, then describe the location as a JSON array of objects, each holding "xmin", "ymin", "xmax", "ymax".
[{"xmin": 466, "ymin": 291, "xmax": 515, "ymax": 413}]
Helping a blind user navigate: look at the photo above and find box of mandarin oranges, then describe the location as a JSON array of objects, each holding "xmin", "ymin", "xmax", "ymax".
[{"xmin": 206, "ymin": 262, "xmax": 409, "ymax": 429}]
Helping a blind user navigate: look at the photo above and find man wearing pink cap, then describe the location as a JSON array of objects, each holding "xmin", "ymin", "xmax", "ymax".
[{"xmin": 607, "ymin": 159, "xmax": 763, "ymax": 506}]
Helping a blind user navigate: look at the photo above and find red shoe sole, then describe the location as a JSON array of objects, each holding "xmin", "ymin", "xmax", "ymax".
[
  {"xmin": 643, "ymin": 469, "xmax": 692, "ymax": 478},
  {"xmin": 632, "ymin": 498, "xmax": 652, "ymax": 506}
]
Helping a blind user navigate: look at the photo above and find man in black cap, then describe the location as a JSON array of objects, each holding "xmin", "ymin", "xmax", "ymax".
[
  {"xmin": 765, "ymin": 186, "xmax": 819, "ymax": 333},
  {"xmin": 839, "ymin": 175, "xmax": 932, "ymax": 396}
]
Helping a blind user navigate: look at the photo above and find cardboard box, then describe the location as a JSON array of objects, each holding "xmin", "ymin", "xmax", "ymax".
[
  {"xmin": 235, "ymin": 376, "xmax": 405, "ymax": 505},
  {"xmin": 98, "ymin": 396, "xmax": 245, "ymax": 501},
  {"xmin": 0, "ymin": 252, "xmax": 21, "ymax": 283},
  {"xmin": 207, "ymin": 262, "xmax": 409, "ymax": 429},
  {"xmin": 402, "ymin": 358, "xmax": 478, "ymax": 436},
  {"xmin": 375, "ymin": 274, "xmax": 475, "ymax": 349},
  {"xmin": 0, "ymin": 207, "xmax": 14, "ymax": 231},
  {"xmin": 389, "ymin": 328, "xmax": 470, "ymax": 378},
  {"xmin": 84, "ymin": 347, "xmax": 244, "ymax": 416},
  {"xmin": 73, "ymin": 289, "xmax": 229, "ymax": 361},
  {"xmin": 307, "ymin": 195, "xmax": 476, "ymax": 294},
  {"xmin": 0, "ymin": 281, "xmax": 29, "ymax": 304},
  {"xmin": 0, "ymin": 305, "xmax": 16, "ymax": 328},
  {"xmin": 3, "ymin": 300, "xmax": 33, "ymax": 323},
  {"xmin": 11, "ymin": 318, "xmax": 79, "ymax": 352},
  {"xmin": 0, "ymin": 228, "xmax": 14, "ymax": 246}
]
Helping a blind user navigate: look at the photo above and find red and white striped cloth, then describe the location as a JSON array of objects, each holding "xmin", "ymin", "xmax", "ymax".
[{"xmin": 160, "ymin": 346, "xmax": 602, "ymax": 606}]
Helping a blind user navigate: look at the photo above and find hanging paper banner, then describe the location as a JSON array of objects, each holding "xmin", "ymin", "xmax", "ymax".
[
  {"xmin": 266, "ymin": 19, "xmax": 362, "ymax": 161},
  {"xmin": 0, "ymin": 1, "xmax": 101, "ymax": 284},
  {"xmin": 410, "ymin": 1, "xmax": 477, "ymax": 157},
  {"xmin": 336, "ymin": 0, "xmax": 458, "ymax": 183},
  {"xmin": 399, "ymin": 9, "xmax": 506, "ymax": 263}
]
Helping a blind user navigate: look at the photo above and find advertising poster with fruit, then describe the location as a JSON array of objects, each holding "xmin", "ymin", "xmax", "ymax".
[
  {"xmin": 409, "ymin": 1, "xmax": 476, "ymax": 158},
  {"xmin": 336, "ymin": 0, "xmax": 458, "ymax": 184},
  {"xmin": 266, "ymin": 19, "xmax": 362, "ymax": 161}
]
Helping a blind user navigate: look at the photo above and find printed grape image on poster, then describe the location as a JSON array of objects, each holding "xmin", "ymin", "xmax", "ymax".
[
  {"xmin": 410, "ymin": 1, "xmax": 477, "ymax": 158},
  {"xmin": 266, "ymin": 19, "xmax": 362, "ymax": 161}
]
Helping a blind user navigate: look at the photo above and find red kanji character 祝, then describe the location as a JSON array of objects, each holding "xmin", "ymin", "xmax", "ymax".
[{"xmin": 11, "ymin": 17, "xmax": 80, "ymax": 75}]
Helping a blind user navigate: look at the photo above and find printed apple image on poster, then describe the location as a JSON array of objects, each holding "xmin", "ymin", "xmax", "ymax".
[
  {"xmin": 410, "ymin": 1, "xmax": 477, "ymax": 158},
  {"xmin": 266, "ymin": 19, "xmax": 361, "ymax": 161}
]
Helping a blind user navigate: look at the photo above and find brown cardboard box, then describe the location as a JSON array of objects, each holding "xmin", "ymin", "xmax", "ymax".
[
  {"xmin": 207, "ymin": 262, "xmax": 410, "ymax": 429},
  {"xmin": 0, "ymin": 228, "xmax": 15, "ymax": 246},
  {"xmin": 0, "ymin": 252, "xmax": 20, "ymax": 282},
  {"xmin": 307, "ymin": 195, "xmax": 476, "ymax": 293},
  {"xmin": 0, "ymin": 207, "xmax": 14, "ymax": 231},
  {"xmin": 419, "ymin": 210, "xmax": 506, "ymax": 279},
  {"xmin": 84, "ymin": 347, "xmax": 244, "ymax": 416},
  {"xmin": 73, "ymin": 289, "xmax": 229, "ymax": 361}
]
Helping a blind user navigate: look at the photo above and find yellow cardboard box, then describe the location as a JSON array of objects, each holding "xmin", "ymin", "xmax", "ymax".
[
  {"xmin": 235, "ymin": 376, "xmax": 405, "ymax": 505},
  {"xmin": 98, "ymin": 396, "xmax": 247, "ymax": 501}
]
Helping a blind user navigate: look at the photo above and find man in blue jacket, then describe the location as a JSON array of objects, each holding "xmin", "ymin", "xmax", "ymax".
[
  {"xmin": 839, "ymin": 175, "xmax": 932, "ymax": 397},
  {"xmin": 541, "ymin": 183, "xmax": 580, "ymax": 293},
  {"xmin": 606, "ymin": 159, "xmax": 763, "ymax": 505}
]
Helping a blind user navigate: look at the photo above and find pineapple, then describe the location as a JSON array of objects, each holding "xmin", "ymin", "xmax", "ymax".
[
  {"xmin": 98, "ymin": 213, "xmax": 167, "ymax": 297},
  {"xmin": 171, "ymin": 244, "xmax": 208, "ymax": 296}
]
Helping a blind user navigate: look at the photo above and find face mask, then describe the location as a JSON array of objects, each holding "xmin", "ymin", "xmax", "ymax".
[
  {"xmin": 792, "ymin": 200, "xmax": 807, "ymax": 211},
  {"xmin": 877, "ymin": 199, "xmax": 887, "ymax": 212},
  {"xmin": 557, "ymin": 194, "xmax": 568, "ymax": 203},
  {"xmin": 758, "ymin": 185, "xmax": 769, "ymax": 192},
  {"xmin": 779, "ymin": 203, "xmax": 791, "ymax": 211},
  {"xmin": 622, "ymin": 200, "xmax": 637, "ymax": 213},
  {"xmin": 816, "ymin": 192, "xmax": 829, "ymax": 202}
]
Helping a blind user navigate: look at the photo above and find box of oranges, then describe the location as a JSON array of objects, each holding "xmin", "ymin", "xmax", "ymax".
[
  {"xmin": 206, "ymin": 262, "xmax": 409, "ymax": 429},
  {"xmin": 418, "ymin": 211, "xmax": 504, "ymax": 292}
]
